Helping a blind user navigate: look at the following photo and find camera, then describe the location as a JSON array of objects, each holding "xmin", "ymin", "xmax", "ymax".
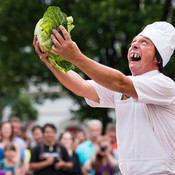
[{"xmin": 100, "ymin": 145, "xmax": 107, "ymax": 152}]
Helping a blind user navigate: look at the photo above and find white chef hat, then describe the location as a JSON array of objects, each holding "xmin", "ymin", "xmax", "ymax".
[{"xmin": 138, "ymin": 21, "xmax": 175, "ymax": 67}]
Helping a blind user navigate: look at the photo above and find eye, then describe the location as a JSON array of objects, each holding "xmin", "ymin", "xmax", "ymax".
[{"xmin": 142, "ymin": 40, "xmax": 147, "ymax": 45}]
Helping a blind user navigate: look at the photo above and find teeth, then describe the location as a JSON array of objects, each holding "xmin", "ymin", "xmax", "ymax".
[
  {"xmin": 130, "ymin": 53, "xmax": 140, "ymax": 58},
  {"xmin": 130, "ymin": 53, "xmax": 134, "ymax": 57}
]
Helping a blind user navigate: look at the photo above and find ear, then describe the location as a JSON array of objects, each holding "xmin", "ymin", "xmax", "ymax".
[{"xmin": 153, "ymin": 56, "xmax": 158, "ymax": 64}]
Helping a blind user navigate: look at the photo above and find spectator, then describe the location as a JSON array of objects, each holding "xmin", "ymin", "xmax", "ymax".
[
  {"xmin": 31, "ymin": 125, "xmax": 43, "ymax": 148},
  {"xmin": 76, "ymin": 120, "xmax": 102, "ymax": 175},
  {"xmin": 30, "ymin": 123, "xmax": 73, "ymax": 175},
  {"xmin": 23, "ymin": 137, "xmax": 32, "ymax": 175},
  {"xmin": 72, "ymin": 129, "xmax": 86, "ymax": 151},
  {"xmin": 0, "ymin": 122, "xmax": 20, "ymax": 162},
  {"xmin": 59, "ymin": 131, "xmax": 82, "ymax": 175},
  {"xmin": 105, "ymin": 123, "xmax": 121, "ymax": 175},
  {"xmin": 105, "ymin": 123, "xmax": 117, "ymax": 150},
  {"xmin": 0, "ymin": 142, "xmax": 21, "ymax": 175},
  {"xmin": 10, "ymin": 117, "xmax": 26, "ymax": 175},
  {"xmin": 83, "ymin": 136, "xmax": 118, "ymax": 175},
  {"xmin": 9, "ymin": 117, "xmax": 26, "ymax": 163}
]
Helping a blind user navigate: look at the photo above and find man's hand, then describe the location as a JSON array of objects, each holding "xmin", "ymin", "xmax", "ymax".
[
  {"xmin": 54, "ymin": 158, "xmax": 65, "ymax": 170},
  {"xmin": 33, "ymin": 36, "xmax": 49, "ymax": 63},
  {"xmin": 51, "ymin": 26, "xmax": 81, "ymax": 64},
  {"xmin": 45, "ymin": 157, "xmax": 54, "ymax": 166}
]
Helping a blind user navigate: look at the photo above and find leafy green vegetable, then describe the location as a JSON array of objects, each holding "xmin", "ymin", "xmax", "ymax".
[{"xmin": 34, "ymin": 6, "xmax": 75, "ymax": 73}]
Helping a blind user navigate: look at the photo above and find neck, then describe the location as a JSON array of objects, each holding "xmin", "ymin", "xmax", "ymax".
[
  {"xmin": 131, "ymin": 67, "xmax": 159, "ymax": 76},
  {"xmin": 91, "ymin": 139, "xmax": 98, "ymax": 145},
  {"xmin": 67, "ymin": 149, "xmax": 73, "ymax": 156},
  {"xmin": 4, "ymin": 158, "xmax": 14, "ymax": 166},
  {"xmin": 2, "ymin": 138, "xmax": 11, "ymax": 145},
  {"xmin": 44, "ymin": 139, "xmax": 56, "ymax": 146}
]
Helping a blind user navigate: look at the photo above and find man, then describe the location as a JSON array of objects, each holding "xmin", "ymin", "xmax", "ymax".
[
  {"xmin": 9, "ymin": 117, "xmax": 26, "ymax": 168},
  {"xmin": 76, "ymin": 120, "xmax": 102, "ymax": 175},
  {"xmin": 31, "ymin": 125, "xmax": 43, "ymax": 148},
  {"xmin": 30, "ymin": 123, "xmax": 73, "ymax": 175},
  {"xmin": 33, "ymin": 21, "xmax": 175, "ymax": 174}
]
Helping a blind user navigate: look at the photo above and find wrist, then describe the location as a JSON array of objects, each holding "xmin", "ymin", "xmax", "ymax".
[{"xmin": 14, "ymin": 162, "xmax": 20, "ymax": 167}]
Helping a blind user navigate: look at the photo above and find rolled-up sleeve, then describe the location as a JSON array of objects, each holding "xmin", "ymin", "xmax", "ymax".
[{"xmin": 85, "ymin": 80, "xmax": 117, "ymax": 108}]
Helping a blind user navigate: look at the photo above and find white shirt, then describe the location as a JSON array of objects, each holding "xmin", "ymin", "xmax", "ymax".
[{"xmin": 85, "ymin": 70, "xmax": 175, "ymax": 175}]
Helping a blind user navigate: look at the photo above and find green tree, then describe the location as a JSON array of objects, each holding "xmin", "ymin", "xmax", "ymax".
[
  {"xmin": 10, "ymin": 95, "xmax": 38, "ymax": 121},
  {"xmin": 0, "ymin": 0, "xmax": 175, "ymax": 127}
]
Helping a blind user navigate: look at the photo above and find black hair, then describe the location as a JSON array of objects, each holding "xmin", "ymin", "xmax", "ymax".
[
  {"xmin": 42, "ymin": 123, "xmax": 57, "ymax": 133},
  {"xmin": 155, "ymin": 47, "xmax": 163, "ymax": 72},
  {"xmin": 32, "ymin": 125, "xmax": 42, "ymax": 133}
]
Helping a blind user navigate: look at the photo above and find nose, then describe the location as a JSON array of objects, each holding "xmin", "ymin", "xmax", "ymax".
[{"xmin": 131, "ymin": 42, "xmax": 139, "ymax": 50}]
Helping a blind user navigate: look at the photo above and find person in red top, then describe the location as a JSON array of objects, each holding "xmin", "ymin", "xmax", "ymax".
[{"xmin": 105, "ymin": 123, "xmax": 117, "ymax": 151}]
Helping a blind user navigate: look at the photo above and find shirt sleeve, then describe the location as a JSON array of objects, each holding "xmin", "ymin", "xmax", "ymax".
[
  {"xmin": 129, "ymin": 74, "xmax": 175, "ymax": 105},
  {"xmin": 60, "ymin": 145, "xmax": 71, "ymax": 162},
  {"xmin": 85, "ymin": 80, "xmax": 117, "ymax": 108},
  {"xmin": 30, "ymin": 146, "xmax": 40, "ymax": 163}
]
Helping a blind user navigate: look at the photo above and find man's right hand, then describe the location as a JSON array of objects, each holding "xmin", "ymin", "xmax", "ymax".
[
  {"xmin": 33, "ymin": 36, "xmax": 49, "ymax": 63},
  {"xmin": 45, "ymin": 157, "xmax": 54, "ymax": 166}
]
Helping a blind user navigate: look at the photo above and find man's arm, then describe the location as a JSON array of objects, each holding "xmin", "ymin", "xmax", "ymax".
[
  {"xmin": 54, "ymin": 158, "xmax": 73, "ymax": 170},
  {"xmin": 33, "ymin": 36, "xmax": 99, "ymax": 103},
  {"xmin": 51, "ymin": 26, "xmax": 138, "ymax": 99},
  {"xmin": 30, "ymin": 157, "xmax": 54, "ymax": 171}
]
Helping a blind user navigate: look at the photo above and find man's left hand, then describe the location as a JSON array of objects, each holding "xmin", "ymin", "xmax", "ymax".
[{"xmin": 51, "ymin": 26, "xmax": 81, "ymax": 64}]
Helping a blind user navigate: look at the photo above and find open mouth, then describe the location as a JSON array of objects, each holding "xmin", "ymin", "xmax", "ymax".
[{"xmin": 130, "ymin": 53, "xmax": 141, "ymax": 61}]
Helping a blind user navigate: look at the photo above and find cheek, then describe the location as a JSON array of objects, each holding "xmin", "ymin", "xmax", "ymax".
[{"xmin": 127, "ymin": 50, "xmax": 131, "ymax": 60}]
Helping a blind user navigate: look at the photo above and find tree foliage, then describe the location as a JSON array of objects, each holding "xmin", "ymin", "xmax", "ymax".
[{"xmin": 0, "ymin": 0, "xmax": 175, "ymax": 126}]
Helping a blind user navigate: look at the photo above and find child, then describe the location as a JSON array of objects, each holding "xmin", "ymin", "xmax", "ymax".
[{"xmin": 0, "ymin": 142, "xmax": 21, "ymax": 175}]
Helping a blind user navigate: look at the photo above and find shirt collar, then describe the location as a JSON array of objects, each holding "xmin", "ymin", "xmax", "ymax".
[{"xmin": 132, "ymin": 70, "xmax": 160, "ymax": 78}]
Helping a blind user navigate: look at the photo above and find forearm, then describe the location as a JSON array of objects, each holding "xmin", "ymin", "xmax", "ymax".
[
  {"xmin": 33, "ymin": 35, "xmax": 98, "ymax": 102},
  {"xmin": 107, "ymin": 154, "xmax": 117, "ymax": 167},
  {"xmin": 62, "ymin": 161, "xmax": 73, "ymax": 170},
  {"xmin": 71, "ymin": 53, "xmax": 128, "ymax": 93},
  {"xmin": 30, "ymin": 161, "xmax": 49, "ymax": 171},
  {"xmin": 44, "ymin": 60, "xmax": 99, "ymax": 102},
  {"xmin": 83, "ymin": 159, "xmax": 93, "ymax": 171},
  {"xmin": 14, "ymin": 166, "xmax": 21, "ymax": 175}
]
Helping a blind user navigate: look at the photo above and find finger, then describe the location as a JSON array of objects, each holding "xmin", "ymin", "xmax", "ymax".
[
  {"xmin": 40, "ymin": 51, "xmax": 49, "ymax": 60},
  {"xmin": 52, "ymin": 29, "xmax": 65, "ymax": 44},
  {"xmin": 59, "ymin": 25, "xmax": 71, "ymax": 41},
  {"xmin": 35, "ymin": 41, "xmax": 42, "ymax": 55},
  {"xmin": 51, "ymin": 34, "xmax": 61, "ymax": 48},
  {"xmin": 52, "ymin": 45, "xmax": 60, "ymax": 54},
  {"xmin": 33, "ymin": 36, "xmax": 37, "ymax": 47}
]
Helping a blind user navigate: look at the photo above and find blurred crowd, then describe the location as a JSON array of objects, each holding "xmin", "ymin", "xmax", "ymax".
[{"xmin": 0, "ymin": 117, "xmax": 122, "ymax": 175}]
